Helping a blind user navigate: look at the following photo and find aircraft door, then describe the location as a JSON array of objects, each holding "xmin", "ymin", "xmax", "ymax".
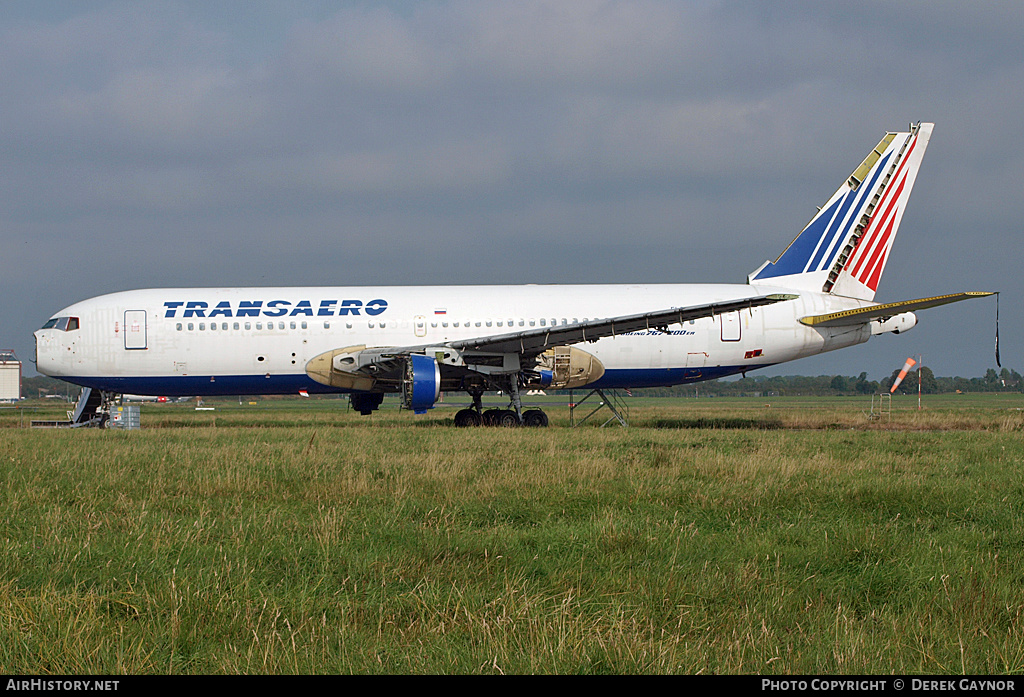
[
  {"xmin": 720, "ymin": 311, "xmax": 741, "ymax": 342},
  {"xmin": 124, "ymin": 310, "xmax": 147, "ymax": 350}
]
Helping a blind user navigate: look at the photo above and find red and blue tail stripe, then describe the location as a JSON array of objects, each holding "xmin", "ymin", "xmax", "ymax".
[{"xmin": 749, "ymin": 123, "xmax": 932, "ymax": 301}]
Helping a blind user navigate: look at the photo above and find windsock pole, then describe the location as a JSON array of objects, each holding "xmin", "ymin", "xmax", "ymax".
[{"xmin": 890, "ymin": 357, "xmax": 917, "ymax": 394}]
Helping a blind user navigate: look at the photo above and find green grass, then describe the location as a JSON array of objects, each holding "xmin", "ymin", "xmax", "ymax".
[{"xmin": 1, "ymin": 395, "xmax": 1023, "ymax": 673}]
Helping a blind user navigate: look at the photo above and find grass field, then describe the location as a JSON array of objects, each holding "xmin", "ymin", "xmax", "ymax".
[{"xmin": 1, "ymin": 393, "xmax": 1023, "ymax": 674}]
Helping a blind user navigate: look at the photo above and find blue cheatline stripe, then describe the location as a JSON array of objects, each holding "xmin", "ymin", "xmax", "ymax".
[
  {"xmin": 63, "ymin": 364, "xmax": 773, "ymax": 398},
  {"xmin": 582, "ymin": 364, "xmax": 771, "ymax": 388},
  {"xmin": 60, "ymin": 374, "xmax": 340, "ymax": 397},
  {"xmin": 814, "ymin": 150, "xmax": 893, "ymax": 272}
]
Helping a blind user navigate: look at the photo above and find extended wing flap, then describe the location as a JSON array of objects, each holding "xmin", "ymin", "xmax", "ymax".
[{"xmin": 799, "ymin": 292, "xmax": 994, "ymax": 327}]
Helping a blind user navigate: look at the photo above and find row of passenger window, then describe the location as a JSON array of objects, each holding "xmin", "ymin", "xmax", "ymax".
[
  {"xmin": 174, "ymin": 318, "xmax": 592, "ymax": 332},
  {"xmin": 176, "ymin": 321, "xmax": 314, "ymax": 331},
  {"xmin": 175, "ymin": 320, "xmax": 390, "ymax": 331},
  {"xmin": 431, "ymin": 318, "xmax": 585, "ymax": 329}
]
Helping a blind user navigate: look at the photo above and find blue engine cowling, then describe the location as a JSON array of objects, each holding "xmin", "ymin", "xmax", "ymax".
[{"xmin": 404, "ymin": 354, "xmax": 441, "ymax": 414}]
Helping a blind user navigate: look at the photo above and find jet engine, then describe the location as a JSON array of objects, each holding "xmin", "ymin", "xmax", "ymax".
[
  {"xmin": 526, "ymin": 346, "xmax": 605, "ymax": 389},
  {"xmin": 403, "ymin": 354, "xmax": 441, "ymax": 413}
]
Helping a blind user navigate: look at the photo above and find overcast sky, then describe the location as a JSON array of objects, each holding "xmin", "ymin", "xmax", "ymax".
[{"xmin": 2, "ymin": 1, "xmax": 1021, "ymax": 381}]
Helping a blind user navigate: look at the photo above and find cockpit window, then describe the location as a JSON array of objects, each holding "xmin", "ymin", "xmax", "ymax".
[{"xmin": 41, "ymin": 316, "xmax": 80, "ymax": 331}]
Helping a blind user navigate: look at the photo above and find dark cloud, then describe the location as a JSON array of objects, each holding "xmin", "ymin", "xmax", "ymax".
[{"xmin": 2, "ymin": 1, "xmax": 1020, "ymax": 379}]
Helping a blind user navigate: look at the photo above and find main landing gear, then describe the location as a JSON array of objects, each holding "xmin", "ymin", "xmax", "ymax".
[{"xmin": 453, "ymin": 376, "xmax": 550, "ymax": 428}]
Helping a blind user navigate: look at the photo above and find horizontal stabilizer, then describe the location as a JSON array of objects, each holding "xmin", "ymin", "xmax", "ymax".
[{"xmin": 799, "ymin": 292, "xmax": 994, "ymax": 327}]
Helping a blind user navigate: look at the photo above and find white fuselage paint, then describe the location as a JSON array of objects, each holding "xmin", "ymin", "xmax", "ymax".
[{"xmin": 34, "ymin": 283, "xmax": 879, "ymax": 396}]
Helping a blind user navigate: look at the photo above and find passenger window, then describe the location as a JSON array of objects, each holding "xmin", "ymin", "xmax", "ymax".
[
  {"xmin": 233, "ymin": 322, "xmax": 240, "ymax": 330},
  {"xmin": 301, "ymin": 321, "xmax": 307, "ymax": 329},
  {"xmin": 199, "ymin": 323, "xmax": 206, "ymax": 331},
  {"xmin": 278, "ymin": 322, "xmax": 285, "ymax": 330},
  {"xmin": 176, "ymin": 323, "xmax": 182, "ymax": 331},
  {"xmin": 222, "ymin": 323, "xmax": 228, "ymax": 330},
  {"xmin": 540, "ymin": 319, "xmax": 546, "ymax": 326},
  {"xmin": 290, "ymin": 321, "xmax": 296, "ymax": 330},
  {"xmin": 245, "ymin": 322, "xmax": 251, "ymax": 330}
]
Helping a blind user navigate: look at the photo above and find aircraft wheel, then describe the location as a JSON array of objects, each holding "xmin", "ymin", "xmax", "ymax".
[
  {"xmin": 454, "ymin": 409, "xmax": 481, "ymax": 427},
  {"xmin": 482, "ymin": 409, "xmax": 502, "ymax": 427},
  {"xmin": 523, "ymin": 409, "xmax": 549, "ymax": 428},
  {"xmin": 498, "ymin": 410, "xmax": 520, "ymax": 428}
]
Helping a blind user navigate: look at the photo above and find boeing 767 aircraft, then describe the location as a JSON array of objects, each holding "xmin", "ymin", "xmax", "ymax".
[{"xmin": 34, "ymin": 122, "xmax": 992, "ymax": 427}]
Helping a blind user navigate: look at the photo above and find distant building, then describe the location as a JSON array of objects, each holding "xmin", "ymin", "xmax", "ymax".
[{"xmin": 0, "ymin": 350, "xmax": 21, "ymax": 401}]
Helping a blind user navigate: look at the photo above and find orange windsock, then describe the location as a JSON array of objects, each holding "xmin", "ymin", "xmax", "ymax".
[{"xmin": 890, "ymin": 357, "xmax": 918, "ymax": 393}]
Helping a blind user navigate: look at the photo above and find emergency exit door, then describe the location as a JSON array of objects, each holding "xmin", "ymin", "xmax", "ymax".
[{"xmin": 124, "ymin": 310, "xmax": 147, "ymax": 350}]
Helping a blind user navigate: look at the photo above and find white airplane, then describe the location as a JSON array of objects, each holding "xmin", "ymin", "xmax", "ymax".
[{"xmin": 35, "ymin": 122, "xmax": 992, "ymax": 427}]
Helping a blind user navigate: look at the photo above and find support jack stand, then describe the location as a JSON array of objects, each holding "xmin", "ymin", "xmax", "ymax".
[{"xmin": 569, "ymin": 388, "xmax": 629, "ymax": 428}]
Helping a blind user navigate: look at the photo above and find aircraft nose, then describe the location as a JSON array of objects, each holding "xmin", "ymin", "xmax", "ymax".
[{"xmin": 34, "ymin": 329, "xmax": 60, "ymax": 376}]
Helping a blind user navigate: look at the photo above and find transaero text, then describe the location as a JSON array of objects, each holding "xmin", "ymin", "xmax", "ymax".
[{"xmin": 163, "ymin": 299, "xmax": 388, "ymax": 318}]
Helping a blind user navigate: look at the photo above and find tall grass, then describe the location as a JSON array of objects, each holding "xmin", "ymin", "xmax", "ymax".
[{"xmin": 1, "ymin": 396, "xmax": 1023, "ymax": 673}]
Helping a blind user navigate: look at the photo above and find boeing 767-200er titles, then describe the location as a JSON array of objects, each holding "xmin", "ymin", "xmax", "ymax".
[{"xmin": 35, "ymin": 122, "xmax": 993, "ymax": 427}]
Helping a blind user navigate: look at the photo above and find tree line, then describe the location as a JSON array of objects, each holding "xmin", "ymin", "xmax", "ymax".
[{"xmin": 634, "ymin": 367, "xmax": 1023, "ymax": 398}]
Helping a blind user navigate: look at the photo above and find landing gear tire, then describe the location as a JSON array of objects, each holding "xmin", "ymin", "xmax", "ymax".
[
  {"xmin": 454, "ymin": 409, "xmax": 481, "ymax": 427},
  {"xmin": 523, "ymin": 409, "xmax": 549, "ymax": 428},
  {"xmin": 482, "ymin": 409, "xmax": 502, "ymax": 427},
  {"xmin": 498, "ymin": 410, "xmax": 520, "ymax": 428}
]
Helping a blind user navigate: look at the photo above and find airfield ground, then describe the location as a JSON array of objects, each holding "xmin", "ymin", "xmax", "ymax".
[{"xmin": 1, "ymin": 394, "xmax": 1022, "ymax": 673}]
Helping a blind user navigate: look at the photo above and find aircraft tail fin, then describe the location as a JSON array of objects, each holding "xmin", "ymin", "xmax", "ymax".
[{"xmin": 749, "ymin": 122, "xmax": 933, "ymax": 301}]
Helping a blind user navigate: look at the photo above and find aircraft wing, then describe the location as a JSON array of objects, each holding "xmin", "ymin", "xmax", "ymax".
[
  {"xmin": 447, "ymin": 293, "xmax": 798, "ymax": 357},
  {"xmin": 798, "ymin": 292, "xmax": 994, "ymax": 328},
  {"xmin": 357, "ymin": 293, "xmax": 798, "ymax": 364},
  {"xmin": 306, "ymin": 293, "xmax": 799, "ymax": 395}
]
